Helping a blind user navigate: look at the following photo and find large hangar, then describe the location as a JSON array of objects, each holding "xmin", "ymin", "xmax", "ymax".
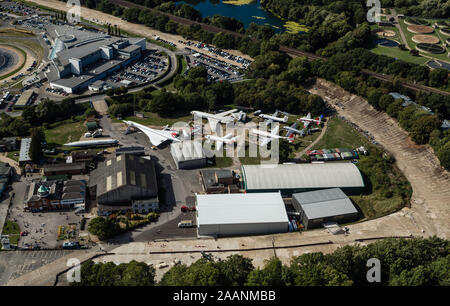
[
  {"xmin": 196, "ymin": 192, "xmax": 289, "ymax": 237},
  {"xmin": 241, "ymin": 163, "xmax": 365, "ymax": 195},
  {"xmin": 292, "ymin": 188, "xmax": 359, "ymax": 229}
]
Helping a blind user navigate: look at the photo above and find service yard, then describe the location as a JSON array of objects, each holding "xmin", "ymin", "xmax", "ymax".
[{"xmin": 6, "ymin": 178, "xmax": 85, "ymax": 249}]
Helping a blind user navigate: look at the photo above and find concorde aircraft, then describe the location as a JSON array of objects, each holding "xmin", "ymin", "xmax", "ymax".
[
  {"xmin": 123, "ymin": 120, "xmax": 181, "ymax": 147},
  {"xmin": 64, "ymin": 139, "xmax": 119, "ymax": 147},
  {"xmin": 250, "ymin": 125, "xmax": 294, "ymax": 147},
  {"xmin": 204, "ymin": 133, "xmax": 239, "ymax": 151},
  {"xmin": 190, "ymin": 109, "xmax": 238, "ymax": 132}
]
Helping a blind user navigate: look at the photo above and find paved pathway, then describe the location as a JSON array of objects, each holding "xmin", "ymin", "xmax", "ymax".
[{"xmin": 294, "ymin": 119, "xmax": 328, "ymax": 159}]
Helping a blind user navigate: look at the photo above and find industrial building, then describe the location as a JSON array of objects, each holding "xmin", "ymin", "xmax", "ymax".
[
  {"xmin": 24, "ymin": 179, "xmax": 86, "ymax": 211},
  {"xmin": 45, "ymin": 24, "xmax": 146, "ymax": 93},
  {"xmin": 292, "ymin": 188, "xmax": 359, "ymax": 229},
  {"xmin": 199, "ymin": 169, "xmax": 240, "ymax": 194},
  {"xmin": 196, "ymin": 192, "xmax": 289, "ymax": 237},
  {"xmin": 115, "ymin": 146, "xmax": 146, "ymax": 156},
  {"xmin": 43, "ymin": 162, "xmax": 87, "ymax": 176},
  {"xmin": 89, "ymin": 154, "xmax": 159, "ymax": 215},
  {"xmin": 0, "ymin": 162, "xmax": 12, "ymax": 196},
  {"xmin": 0, "ymin": 137, "xmax": 18, "ymax": 152},
  {"xmin": 19, "ymin": 137, "xmax": 32, "ymax": 165},
  {"xmin": 171, "ymin": 140, "xmax": 213, "ymax": 170},
  {"xmin": 241, "ymin": 163, "xmax": 365, "ymax": 196},
  {"xmin": 14, "ymin": 90, "xmax": 35, "ymax": 109}
]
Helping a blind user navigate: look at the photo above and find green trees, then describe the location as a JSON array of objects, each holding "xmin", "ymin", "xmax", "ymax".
[
  {"xmin": 246, "ymin": 258, "xmax": 286, "ymax": 286},
  {"xmin": 410, "ymin": 115, "xmax": 441, "ymax": 144},
  {"xmin": 159, "ymin": 255, "xmax": 254, "ymax": 286},
  {"xmin": 29, "ymin": 128, "xmax": 43, "ymax": 163},
  {"xmin": 74, "ymin": 260, "xmax": 155, "ymax": 286},
  {"xmin": 87, "ymin": 217, "xmax": 121, "ymax": 240}
]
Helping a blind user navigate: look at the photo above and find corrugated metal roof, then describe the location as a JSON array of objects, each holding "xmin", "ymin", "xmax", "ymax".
[
  {"xmin": 19, "ymin": 138, "xmax": 32, "ymax": 162},
  {"xmin": 293, "ymin": 188, "xmax": 358, "ymax": 220},
  {"xmin": 242, "ymin": 163, "xmax": 364, "ymax": 191},
  {"xmin": 197, "ymin": 193, "xmax": 289, "ymax": 225}
]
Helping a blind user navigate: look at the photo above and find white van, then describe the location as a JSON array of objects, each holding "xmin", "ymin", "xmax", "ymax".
[{"xmin": 178, "ymin": 220, "xmax": 193, "ymax": 228}]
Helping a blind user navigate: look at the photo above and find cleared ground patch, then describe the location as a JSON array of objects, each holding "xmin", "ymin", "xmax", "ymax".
[{"xmin": 412, "ymin": 34, "xmax": 440, "ymax": 44}]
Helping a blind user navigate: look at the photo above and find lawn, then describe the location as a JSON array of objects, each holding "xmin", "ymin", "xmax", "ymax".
[
  {"xmin": 2, "ymin": 220, "xmax": 20, "ymax": 245},
  {"xmin": 313, "ymin": 117, "xmax": 373, "ymax": 150},
  {"xmin": 117, "ymin": 112, "xmax": 192, "ymax": 127},
  {"xmin": 44, "ymin": 118, "xmax": 86, "ymax": 151},
  {"xmin": 369, "ymin": 24, "xmax": 430, "ymax": 65},
  {"xmin": 312, "ymin": 117, "xmax": 412, "ymax": 220},
  {"xmin": 213, "ymin": 157, "xmax": 233, "ymax": 168},
  {"xmin": 398, "ymin": 19, "xmax": 450, "ymax": 63},
  {"xmin": 6, "ymin": 151, "xmax": 19, "ymax": 162}
]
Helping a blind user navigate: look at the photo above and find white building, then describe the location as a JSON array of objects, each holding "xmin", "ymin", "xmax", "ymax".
[{"xmin": 196, "ymin": 192, "xmax": 289, "ymax": 237}]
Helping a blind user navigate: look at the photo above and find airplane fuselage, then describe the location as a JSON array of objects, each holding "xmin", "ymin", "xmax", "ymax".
[
  {"xmin": 191, "ymin": 111, "xmax": 234, "ymax": 124},
  {"xmin": 259, "ymin": 114, "xmax": 288, "ymax": 123}
]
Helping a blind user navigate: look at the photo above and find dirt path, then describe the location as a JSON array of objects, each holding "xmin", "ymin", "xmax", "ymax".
[
  {"xmin": 310, "ymin": 78, "xmax": 450, "ymax": 239},
  {"xmin": 294, "ymin": 119, "xmax": 328, "ymax": 158},
  {"xmin": 28, "ymin": 0, "xmax": 252, "ymax": 67}
]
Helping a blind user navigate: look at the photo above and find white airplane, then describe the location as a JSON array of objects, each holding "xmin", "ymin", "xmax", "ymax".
[
  {"xmin": 64, "ymin": 139, "xmax": 119, "ymax": 147},
  {"xmin": 205, "ymin": 133, "xmax": 238, "ymax": 150},
  {"xmin": 284, "ymin": 122, "xmax": 305, "ymax": 138},
  {"xmin": 123, "ymin": 120, "xmax": 181, "ymax": 147},
  {"xmin": 259, "ymin": 111, "xmax": 288, "ymax": 125},
  {"xmin": 299, "ymin": 113, "xmax": 323, "ymax": 129},
  {"xmin": 231, "ymin": 111, "xmax": 247, "ymax": 122},
  {"xmin": 190, "ymin": 109, "xmax": 238, "ymax": 131},
  {"xmin": 251, "ymin": 125, "xmax": 294, "ymax": 147}
]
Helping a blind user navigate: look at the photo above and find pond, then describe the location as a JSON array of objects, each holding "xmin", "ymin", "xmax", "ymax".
[
  {"xmin": 176, "ymin": 0, "xmax": 296, "ymax": 33},
  {"xmin": 376, "ymin": 39, "xmax": 399, "ymax": 47}
]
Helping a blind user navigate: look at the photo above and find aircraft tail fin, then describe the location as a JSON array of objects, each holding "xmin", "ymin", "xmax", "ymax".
[{"xmin": 288, "ymin": 134, "xmax": 295, "ymax": 143}]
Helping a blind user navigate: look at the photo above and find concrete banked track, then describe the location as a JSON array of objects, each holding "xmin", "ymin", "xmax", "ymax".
[{"xmin": 311, "ymin": 79, "xmax": 450, "ymax": 239}]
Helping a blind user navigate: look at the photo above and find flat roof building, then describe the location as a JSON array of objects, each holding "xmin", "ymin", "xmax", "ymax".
[
  {"xmin": 196, "ymin": 192, "xmax": 289, "ymax": 237},
  {"xmin": 292, "ymin": 188, "xmax": 359, "ymax": 229},
  {"xmin": 14, "ymin": 90, "xmax": 34, "ymax": 109},
  {"xmin": 19, "ymin": 138, "xmax": 32, "ymax": 164},
  {"xmin": 241, "ymin": 163, "xmax": 365, "ymax": 195},
  {"xmin": 46, "ymin": 24, "xmax": 146, "ymax": 93},
  {"xmin": 43, "ymin": 162, "xmax": 87, "ymax": 176}
]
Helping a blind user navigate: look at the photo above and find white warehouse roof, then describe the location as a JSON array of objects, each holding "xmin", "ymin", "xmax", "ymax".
[
  {"xmin": 196, "ymin": 192, "xmax": 289, "ymax": 226},
  {"xmin": 241, "ymin": 163, "xmax": 364, "ymax": 191}
]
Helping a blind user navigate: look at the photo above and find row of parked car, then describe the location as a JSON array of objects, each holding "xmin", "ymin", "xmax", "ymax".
[
  {"xmin": 46, "ymin": 87, "xmax": 69, "ymax": 96},
  {"xmin": 181, "ymin": 40, "xmax": 252, "ymax": 68}
]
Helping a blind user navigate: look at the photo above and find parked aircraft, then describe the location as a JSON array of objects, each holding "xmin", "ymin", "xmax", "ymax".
[
  {"xmin": 190, "ymin": 109, "xmax": 237, "ymax": 131},
  {"xmin": 299, "ymin": 113, "xmax": 323, "ymax": 129},
  {"xmin": 251, "ymin": 125, "xmax": 294, "ymax": 146},
  {"xmin": 231, "ymin": 110, "xmax": 247, "ymax": 123},
  {"xmin": 205, "ymin": 133, "xmax": 239, "ymax": 150},
  {"xmin": 259, "ymin": 111, "xmax": 288, "ymax": 125},
  {"xmin": 284, "ymin": 122, "xmax": 305, "ymax": 138},
  {"xmin": 123, "ymin": 120, "xmax": 181, "ymax": 147},
  {"xmin": 64, "ymin": 139, "xmax": 119, "ymax": 147}
]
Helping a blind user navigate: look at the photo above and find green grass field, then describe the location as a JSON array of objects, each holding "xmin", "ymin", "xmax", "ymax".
[
  {"xmin": 115, "ymin": 112, "xmax": 192, "ymax": 127},
  {"xmin": 6, "ymin": 151, "xmax": 19, "ymax": 162},
  {"xmin": 313, "ymin": 117, "xmax": 373, "ymax": 150},
  {"xmin": 398, "ymin": 19, "xmax": 450, "ymax": 62},
  {"xmin": 44, "ymin": 118, "xmax": 87, "ymax": 157},
  {"xmin": 213, "ymin": 157, "xmax": 233, "ymax": 168},
  {"xmin": 2, "ymin": 220, "xmax": 20, "ymax": 245}
]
